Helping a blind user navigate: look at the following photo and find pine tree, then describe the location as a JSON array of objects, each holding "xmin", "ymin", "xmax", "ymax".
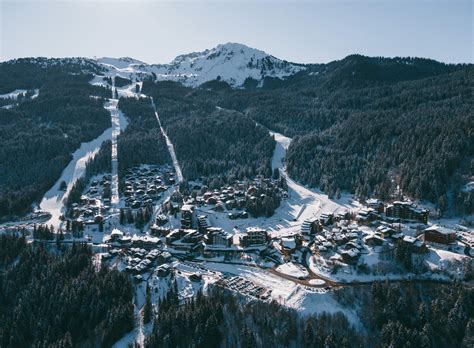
[
  {"xmin": 143, "ymin": 285, "xmax": 152, "ymax": 324},
  {"xmin": 59, "ymin": 180, "xmax": 67, "ymax": 191},
  {"xmin": 119, "ymin": 208, "xmax": 125, "ymax": 225}
]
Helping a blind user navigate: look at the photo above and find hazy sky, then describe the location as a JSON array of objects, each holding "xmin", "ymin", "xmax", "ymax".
[{"xmin": 1, "ymin": 0, "xmax": 472, "ymax": 64}]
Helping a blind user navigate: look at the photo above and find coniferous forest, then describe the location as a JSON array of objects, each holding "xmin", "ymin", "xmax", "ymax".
[
  {"xmin": 141, "ymin": 80, "xmax": 275, "ymax": 181},
  {"xmin": 146, "ymin": 286, "xmax": 362, "ymax": 348},
  {"xmin": 117, "ymin": 96, "xmax": 171, "ymax": 176},
  {"xmin": 145, "ymin": 280, "xmax": 473, "ymax": 348},
  {"xmin": 0, "ymin": 59, "xmax": 111, "ymax": 220},
  {"xmin": 215, "ymin": 57, "xmax": 473, "ymax": 213},
  {"xmin": 1, "ymin": 56, "xmax": 471, "ymax": 219},
  {"xmin": 0, "ymin": 235, "xmax": 134, "ymax": 347}
]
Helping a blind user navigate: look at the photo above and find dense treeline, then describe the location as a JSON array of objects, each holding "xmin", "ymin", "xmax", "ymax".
[
  {"xmin": 141, "ymin": 81, "xmax": 275, "ymax": 181},
  {"xmin": 0, "ymin": 58, "xmax": 104, "ymax": 94},
  {"xmin": 0, "ymin": 233, "xmax": 26, "ymax": 268},
  {"xmin": 117, "ymin": 97, "xmax": 171, "ymax": 176},
  {"xmin": 146, "ymin": 286, "xmax": 362, "ymax": 348},
  {"xmin": 0, "ymin": 240, "xmax": 134, "ymax": 347},
  {"xmin": 216, "ymin": 57, "xmax": 473, "ymax": 212},
  {"xmin": 148, "ymin": 280, "xmax": 473, "ymax": 348},
  {"xmin": 285, "ymin": 69, "xmax": 473, "ymax": 207},
  {"xmin": 114, "ymin": 76, "xmax": 132, "ymax": 87},
  {"xmin": 0, "ymin": 60, "xmax": 111, "ymax": 220},
  {"xmin": 336, "ymin": 281, "xmax": 474, "ymax": 348}
]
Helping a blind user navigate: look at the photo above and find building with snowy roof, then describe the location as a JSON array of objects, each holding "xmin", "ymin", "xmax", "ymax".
[{"xmin": 424, "ymin": 225, "xmax": 457, "ymax": 244}]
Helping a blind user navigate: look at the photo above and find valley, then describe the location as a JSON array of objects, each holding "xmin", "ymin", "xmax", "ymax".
[{"xmin": 0, "ymin": 45, "xmax": 472, "ymax": 348}]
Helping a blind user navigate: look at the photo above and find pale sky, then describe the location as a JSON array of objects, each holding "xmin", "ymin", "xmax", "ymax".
[{"xmin": 1, "ymin": 0, "xmax": 472, "ymax": 64}]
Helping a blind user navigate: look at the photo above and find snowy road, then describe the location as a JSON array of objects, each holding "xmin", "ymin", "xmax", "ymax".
[{"xmin": 150, "ymin": 97, "xmax": 184, "ymax": 182}]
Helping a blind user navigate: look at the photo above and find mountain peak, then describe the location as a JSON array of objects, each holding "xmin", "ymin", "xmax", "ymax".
[
  {"xmin": 148, "ymin": 42, "xmax": 304, "ymax": 87},
  {"xmin": 92, "ymin": 43, "xmax": 304, "ymax": 88}
]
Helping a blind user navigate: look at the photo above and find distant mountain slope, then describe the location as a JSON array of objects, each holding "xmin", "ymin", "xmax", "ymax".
[
  {"xmin": 95, "ymin": 57, "xmax": 146, "ymax": 70},
  {"xmin": 219, "ymin": 63, "xmax": 473, "ymax": 214},
  {"xmin": 95, "ymin": 43, "xmax": 305, "ymax": 88},
  {"xmin": 149, "ymin": 43, "xmax": 304, "ymax": 87}
]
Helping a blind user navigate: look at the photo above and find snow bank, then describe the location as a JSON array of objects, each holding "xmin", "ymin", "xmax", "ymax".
[{"xmin": 276, "ymin": 262, "xmax": 309, "ymax": 279}]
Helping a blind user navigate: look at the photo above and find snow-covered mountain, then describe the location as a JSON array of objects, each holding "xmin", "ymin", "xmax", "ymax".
[
  {"xmin": 94, "ymin": 43, "xmax": 305, "ymax": 88},
  {"xmin": 95, "ymin": 57, "xmax": 146, "ymax": 70}
]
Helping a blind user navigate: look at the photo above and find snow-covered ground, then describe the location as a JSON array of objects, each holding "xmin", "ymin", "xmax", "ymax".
[
  {"xmin": 39, "ymin": 78, "xmax": 131, "ymax": 230},
  {"xmin": 39, "ymin": 126, "xmax": 114, "ymax": 228},
  {"xmin": 196, "ymin": 129, "xmax": 361, "ymax": 238},
  {"xmin": 106, "ymin": 77, "xmax": 129, "ymax": 219},
  {"xmin": 425, "ymin": 247, "xmax": 472, "ymax": 277},
  {"xmin": 150, "ymin": 97, "xmax": 183, "ymax": 183},
  {"xmin": 93, "ymin": 43, "xmax": 304, "ymax": 88},
  {"xmin": 0, "ymin": 89, "xmax": 28, "ymax": 99},
  {"xmin": 276, "ymin": 262, "xmax": 309, "ymax": 279},
  {"xmin": 200, "ymin": 261, "xmax": 360, "ymax": 325},
  {"xmin": 0, "ymin": 88, "xmax": 40, "ymax": 109}
]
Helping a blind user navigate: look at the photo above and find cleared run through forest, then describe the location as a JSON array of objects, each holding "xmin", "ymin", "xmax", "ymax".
[{"xmin": 150, "ymin": 96, "xmax": 184, "ymax": 183}]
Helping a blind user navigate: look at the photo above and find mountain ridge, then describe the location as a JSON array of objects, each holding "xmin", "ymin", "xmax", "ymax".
[{"xmin": 2, "ymin": 43, "xmax": 469, "ymax": 90}]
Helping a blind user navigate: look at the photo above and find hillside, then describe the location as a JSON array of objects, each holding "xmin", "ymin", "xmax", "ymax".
[
  {"xmin": 1, "ymin": 49, "xmax": 472, "ymax": 218},
  {"xmin": 96, "ymin": 43, "xmax": 304, "ymax": 88},
  {"xmin": 216, "ymin": 58, "xmax": 473, "ymax": 213}
]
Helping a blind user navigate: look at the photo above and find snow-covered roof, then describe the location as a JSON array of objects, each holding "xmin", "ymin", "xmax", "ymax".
[
  {"xmin": 281, "ymin": 237, "xmax": 296, "ymax": 249},
  {"xmin": 425, "ymin": 225, "xmax": 456, "ymax": 235},
  {"xmin": 111, "ymin": 228, "xmax": 124, "ymax": 236}
]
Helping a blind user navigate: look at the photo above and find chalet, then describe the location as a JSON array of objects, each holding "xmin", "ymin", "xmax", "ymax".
[
  {"xmin": 346, "ymin": 231, "xmax": 359, "ymax": 240},
  {"xmin": 214, "ymin": 202, "xmax": 225, "ymax": 211},
  {"xmin": 158, "ymin": 251, "xmax": 172, "ymax": 264},
  {"xmin": 391, "ymin": 232, "xmax": 404, "ymax": 241},
  {"xmin": 402, "ymin": 235, "xmax": 427, "ymax": 253},
  {"xmin": 155, "ymin": 214, "xmax": 168, "ymax": 226},
  {"xmin": 166, "ymin": 229, "xmax": 183, "ymax": 244},
  {"xmin": 364, "ymin": 234, "xmax": 385, "ymax": 247},
  {"xmin": 424, "ymin": 225, "xmax": 457, "ymax": 244},
  {"xmin": 340, "ymin": 249, "xmax": 360, "ymax": 264},
  {"xmin": 366, "ymin": 198, "xmax": 384, "ymax": 213},
  {"xmin": 157, "ymin": 264, "xmax": 171, "ymax": 277},
  {"xmin": 134, "ymin": 235, "xmax": 161, "ymax": 248},
  {"xmin": 376, "ymin": 225, "xmax": 397, "ymax": 239},
  {"xmin": 280, "ymin": 235, "xmax": 302, "ymax": 252},
  {"xmin": 181, "ymin": 229, "xmax": 202, "ymax": 244},
  {"xmin": 301, "ymin": 217, "xmax": 321, "ymax": 236},
  {"xmin": 108, "ymin": 229, "xmax": 123, "ymax": 242},
  {"xmin": 335, "ymin": 211, "xmax": 351, "ymax": 222},
  {"xmin": 332, "ymin": 233, "xmax": 348, "ymax": 245},
  {"xmin": 150, "ymin": 225, "xmax": 170, "ymax": 237},
  {"xmin": 356, "ymin": 208, "xmax": 380, "ymax": 224},
  {"xmin": 319, "ymin": 212, "xmax": 334, "ymax": 226},
  {"xmin": 120, "ymin": 235, "xmax": 132, "ymax": 245}
]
